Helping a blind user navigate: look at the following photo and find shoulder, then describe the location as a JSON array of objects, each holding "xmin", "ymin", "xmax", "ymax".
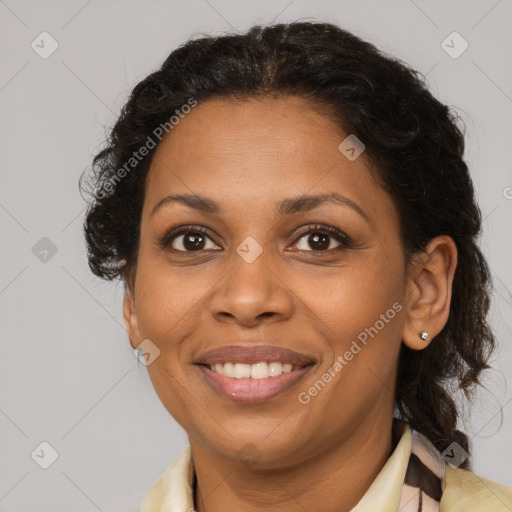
[
  {"xmin": 141, "ymin": 446, "xmax": 193, "ymax": 512},
  {"xmin": 441, "ymin": 465, "xmax": 512, "ymax": 511}
]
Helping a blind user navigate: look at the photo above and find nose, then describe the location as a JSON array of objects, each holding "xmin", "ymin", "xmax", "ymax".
[{"xmin": 208, "ymin": 247, "xmax": 294, "ymax": 328}]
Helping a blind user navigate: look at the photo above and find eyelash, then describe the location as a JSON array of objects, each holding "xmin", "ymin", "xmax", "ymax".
[{"xmin": 158, "ymin": 224, "xmax": 353, "ymax": 254}]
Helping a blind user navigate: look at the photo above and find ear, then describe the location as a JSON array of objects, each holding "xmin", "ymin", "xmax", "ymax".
[
  {"xmin": 402, "ymin": 235, "xmax": 458, "ymax": 350},
  {"xmin": 123, "ymin": 284, "xmax": 142, "ymax": 350}
]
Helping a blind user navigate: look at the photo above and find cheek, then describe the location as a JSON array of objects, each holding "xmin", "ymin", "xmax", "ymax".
[
  {"xmin": 133, "ymin": 258, "xmax": 209, "ymax": 428},
  {"xmin": 145, "ymin": 361, "xmax": 194, "ymax": 427},
  {"xmin": 134, "ymin": 252, "xmax": 212, "ymax": 341},
  {"xmin": 309, "ymin": 251, "xmax": 405, "ymax": 387},
  {"xmin": 307, "ymin": 252, "xmax": 404, "ymax": 336}
]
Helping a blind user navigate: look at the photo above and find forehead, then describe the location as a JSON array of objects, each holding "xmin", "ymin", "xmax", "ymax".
[
  {"xmin": 143, "ymin": 95, "xmax": 394, "ymax": 224},
  {"xmin": 152, "ymin": 96, "xmax": 344, "ymax": 167}
]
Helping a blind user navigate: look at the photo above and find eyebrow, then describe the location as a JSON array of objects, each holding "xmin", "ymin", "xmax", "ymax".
[{"xmin": 150, "ymin": 192, "xmax": 370, "ymax": 222}]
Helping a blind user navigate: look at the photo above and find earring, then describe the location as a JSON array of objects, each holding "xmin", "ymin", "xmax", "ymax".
[{"xmin": 419, "ymin": 331, "xmax": 429, "ymax": 341}]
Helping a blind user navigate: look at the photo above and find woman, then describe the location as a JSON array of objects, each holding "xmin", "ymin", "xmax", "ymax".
[{"xmin": 81, "ymin": 21, "xmax": 512, "ymax": 511}]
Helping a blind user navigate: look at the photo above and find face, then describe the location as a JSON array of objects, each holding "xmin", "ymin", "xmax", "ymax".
[{"xmin": 125, "ymin": 95, "xmax": 410, "ymax": 468}]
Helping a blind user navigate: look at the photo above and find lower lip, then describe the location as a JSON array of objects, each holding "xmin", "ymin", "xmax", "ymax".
[{"xmin": 197, "ymin": 364, "xmax": 314, "ymax": 403}]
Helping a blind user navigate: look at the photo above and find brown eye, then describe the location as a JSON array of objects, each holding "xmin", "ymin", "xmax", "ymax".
[
  {"xmin": 160, "ymin": 226, "xmax": 221, "ymax": 252},
  {"xmin": 291, "ymin": 225, "xmax": 352, "ymax": 253},
  {"xmin": 159, "ymin": 224, "xmax": 352, "ymax": 255}
]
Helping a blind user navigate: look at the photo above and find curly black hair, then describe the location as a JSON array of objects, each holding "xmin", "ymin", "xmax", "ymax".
[{"xmin": 80, "ymin": 21, "xmax": 495, "ymax": 466}]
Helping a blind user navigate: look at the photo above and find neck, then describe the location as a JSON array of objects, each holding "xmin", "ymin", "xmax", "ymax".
[{"xmin": 192, "ymin": 415, "xmax": 395, "ymax": 512}]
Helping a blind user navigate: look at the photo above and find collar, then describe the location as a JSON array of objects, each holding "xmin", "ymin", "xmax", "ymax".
[{"xmin": 141, "ymin": 422, "xmax": 446, "ymax": 512}]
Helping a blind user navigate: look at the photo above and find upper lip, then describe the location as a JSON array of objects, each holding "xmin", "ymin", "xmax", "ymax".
[{"xmin": 196, "ymin": 345, "xmax": 315, "ymax": 367}]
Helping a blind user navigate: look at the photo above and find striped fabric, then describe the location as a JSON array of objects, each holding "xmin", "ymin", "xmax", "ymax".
[
  {"xmin": 140, "ymin": 420, "xmax": 512, "ymax": 511},
  {"xmin": 396, "ymin": 421, "xmax": 445, "ymax": 511}
]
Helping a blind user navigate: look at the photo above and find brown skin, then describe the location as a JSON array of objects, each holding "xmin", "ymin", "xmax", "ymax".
[{"xmin": 123, "ymin": 96, "xmax": 457, "ymax": 512}]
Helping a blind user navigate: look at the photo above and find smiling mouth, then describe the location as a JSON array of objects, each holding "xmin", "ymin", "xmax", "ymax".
[
  {"xmin": 205, "ymin": 361, "xmax": 305, "ymax": 379},
  {"xmin": 196, "ymin": 361, "xmax": 315, "ymax": 403},
  {"xmin": 195, "ymin": 344, "xmax": 316, "ymax": 403}
]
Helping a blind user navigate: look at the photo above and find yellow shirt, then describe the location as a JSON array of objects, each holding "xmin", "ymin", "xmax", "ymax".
[{"xmin": 140, "ymin": 426, "xmax": 512, "ymax": 511}]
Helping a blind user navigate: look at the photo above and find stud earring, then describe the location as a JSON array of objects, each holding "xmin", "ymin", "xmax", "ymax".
[{"xmin": 420, "ymin": 331, "xmax": 429, "ymax": 341}]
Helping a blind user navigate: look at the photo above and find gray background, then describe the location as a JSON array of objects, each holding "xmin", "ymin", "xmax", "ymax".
[{"xmin": 1, "ymin": 0, "xmax": 511, "ymax": 510}]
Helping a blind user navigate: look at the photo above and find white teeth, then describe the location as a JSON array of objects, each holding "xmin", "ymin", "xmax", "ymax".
[
  {"xmin": 251, "ymin": 362, "xmax": 269, "ymax": 379},
  {"xmin": 233, "ymin": 363, "xmax": 252, "ymax": 378},
  {"xmin": 209, "ymin": 361, "xmax": 302, "ymax": 379},
  {"xmin": 223, "ymin": 362, "xmax": 234, "ymax": 377},
  {"xmin": 268, "ymin": 362, "xmax": 282, "ymax": 376}
]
